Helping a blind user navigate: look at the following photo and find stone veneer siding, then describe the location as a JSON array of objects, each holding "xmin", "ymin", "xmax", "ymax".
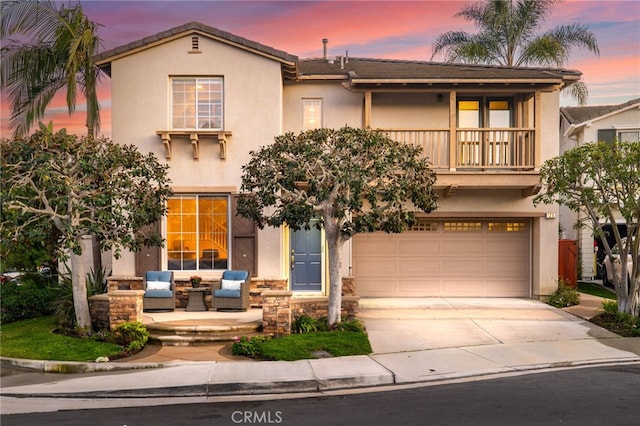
[
  {"xmin": 88, "ymin": 291, "xmax": 144, "ymax": 330},
  {"xmin": 262, "ymin": 290, "xmax": 360, "ymax": 337},
  {"xmin": 102, "ymin": 276, "xmax": 357, "ymax": 325}
]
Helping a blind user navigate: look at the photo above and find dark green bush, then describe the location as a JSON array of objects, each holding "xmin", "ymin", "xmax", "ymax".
[
  {"xmin": 0, "ymin": 275, "xmax": 56, "ymax": 323},
  {"xmin": 591, "ymin": 312, "xmax": 640, "ymax": 337},
  {"xmin": 108, "ymin": 322, "xmax": 149, "ymax": 354},
  {"xmin": 601, "ymin": 299, "xmax": 618, "ymax": 313},
  {"xmin": 231, "ymin": 335, "xmax": 271, "ymax": 357},
  {"xmin": 547, "ymin": 284, "xmax": 581, "ymax": 308},
  {"xmin": 315, "ymin": 316, "xmax": 365, "ymax": 332},
  {"xmin": 52, "ymin": 268, "xmax": 109, "ymax": 328},
  {"xmin": 292, "ymin": 314, "xmax": 318, "ymax": 334}
]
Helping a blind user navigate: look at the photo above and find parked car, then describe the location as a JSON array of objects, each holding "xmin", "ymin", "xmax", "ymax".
[
  {"xmin": 601, "ymin": 238, "xmax": 634, "ymax": 287},
  {"xmin": 0, "ymin": 270, "xmax": 23, "ymax": 284},
  {"xmin": 0, "ymin": 267, "xmax": 53, "ymax": 285}
]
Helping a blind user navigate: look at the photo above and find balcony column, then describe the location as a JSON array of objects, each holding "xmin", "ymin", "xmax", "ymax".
[
  {"xmin": 364, "ymin": 91, "xmax": 372, "ymax": 129},
  {"xmin": 534, "ymin": 91, "xmax": 541, "ymax": 170},
  {"xmin": 449, "ymin": 91, "xmax": 457, "ymax": 171}
]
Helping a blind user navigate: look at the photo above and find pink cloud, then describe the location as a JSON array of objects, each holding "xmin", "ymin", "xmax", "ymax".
[{"xmin": 2, "ymin": 0, "xmax": 638, "ymax": 137}]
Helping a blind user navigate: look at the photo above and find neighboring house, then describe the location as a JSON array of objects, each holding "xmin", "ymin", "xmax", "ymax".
[
  {"xmin": 559, "ymin": 98, "xmax": 640, "ymax": 280},
  {"xmin": 94, "ymin": 22, "xmax": 582, "ymax": 299}
]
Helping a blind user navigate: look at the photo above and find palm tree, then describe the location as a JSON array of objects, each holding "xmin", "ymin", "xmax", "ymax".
[
  {"xmin": 1, "ymin": 1, "xmax": 105, "ymax": 297},
  {"xmin": 431, "ymin": 0, "xmax": 599, "ymax": 105},
  {"xmin": 1, "ymin": 0, "xmax": 103, "ymax": 138}
]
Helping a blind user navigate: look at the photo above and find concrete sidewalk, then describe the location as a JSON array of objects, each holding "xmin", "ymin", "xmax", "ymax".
[{"xmin": 2, "ymin": 295, "xmax": 639, "ymax": 413}]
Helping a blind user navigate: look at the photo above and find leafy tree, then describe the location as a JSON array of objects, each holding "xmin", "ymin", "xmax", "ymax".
[
  {"xmin": 1, "ymin": 127, "xmax": 173, "ymax": 331},
  {"xmin": 534, "ymin": 141, "xmax": 639, "ymax": 316},
  {"xmin": 1, "ymin": 0, "xmax": 103, "ymax": 138},
  {"xmin": 431, "ymin": 0, "xmax": 599, "ymax": 105},
  {"xmin": 238, "ymin": 127, "xmax": 438, "ymax": 325}
]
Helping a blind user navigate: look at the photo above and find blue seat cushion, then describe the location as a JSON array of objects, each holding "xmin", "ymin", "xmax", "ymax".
[
  {"xmin": 146, "ymin": 271, "xmax": 172, "ymax": 282},
  {"xmin": 222, "ymin": 270, "xmax": 248, "ymax": 281},
  {"xmin": 145, "ymin": 289, "xmax": 173, "ymax": 298},
  {"xmin": 214, "ymin": 289, "xmax": 241, "ymax": 298}
]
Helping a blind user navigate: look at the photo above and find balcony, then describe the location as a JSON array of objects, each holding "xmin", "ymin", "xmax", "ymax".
[
  {"xmin": 384, "ymin": 128, "xmax": 535, "ymax": 171},
  {"xmin": 383, "ymin": 128, "xmax": 540, "ymax": 197}
]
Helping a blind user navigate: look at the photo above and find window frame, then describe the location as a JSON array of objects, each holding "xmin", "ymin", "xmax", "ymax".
[
  {"xmin": 302, "ymin": 98, "xmax": 323, "ymax": 130},
  {"xmin": 165, "ymin": 194, "xmax": 231, "ymax": 272},
  {"xmin": 171, "ymin": 77, "xmax": 224, "ymax": 131}
]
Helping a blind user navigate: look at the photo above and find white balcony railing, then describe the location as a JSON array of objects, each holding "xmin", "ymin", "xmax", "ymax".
[{"xmin": 383, "ymin": 128, "xmax": 535, "ymax": 171}]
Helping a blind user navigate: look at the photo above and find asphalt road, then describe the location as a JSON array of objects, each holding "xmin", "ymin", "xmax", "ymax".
[{"xmin": 2, "ymin": 364, "xmax": 639, "ymax": 426}]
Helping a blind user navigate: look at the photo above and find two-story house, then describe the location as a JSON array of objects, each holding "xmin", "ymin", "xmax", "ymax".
[
  {"xmin": 94, "ymin": 22, "xmax": 582, "ymax": 300},
  {"xmin": 559, "ymin": 98, "xmax": 640, "ymax": 281}
]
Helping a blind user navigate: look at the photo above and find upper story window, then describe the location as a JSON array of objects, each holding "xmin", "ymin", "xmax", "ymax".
[
  {"xmin": 172, "ymin": 77, "xmax": 223, "ymax": 130},
  {"xmin": 303, "ymin": 99, "xmax": 322, "ymax": 130},
  {"xmin": 598, "ymin": 128, "xmax": 640, "ymax": 143},
  {"xmin": 457, "ymin": 98, "xmax": 513, "ymax": 128}
]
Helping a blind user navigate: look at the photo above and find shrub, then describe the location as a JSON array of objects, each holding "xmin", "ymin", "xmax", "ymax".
[
  {"xmin": 333, "ymin": 318, "xmax": 366, "ymax": 332},
  {"xmin": 86, "ymin": 267, "xmax": 109, "ymax": 295},
  {"xmin": 231, "ymin": 335, "xmax": 271, "ymax": 357},
  {"xmin": 0, "ymin": 276, "xmax": 56, "ymax": 323},
  {"xmin": 292, "ymin": 314, "xmax": 318, "ymax": 334},
  {"xmin": 547, "ymin": 283, "xmax": 581, "ymax": 308},
  {"xmin": 315, "ymin": 316, "xmax": 365, "ymax": 332},
  {"xmin": 108, "ymin": 322, "xmax": 149, "ymax": 354},
  {"xmin": 601, "ymin": 299, "xmax": 618, "ymax": 313},
  {"xmin": 52, "ymin": 268, "xmax": 109, "ymax": 328},
  {"xmin": 591, "ymin": 312, "xmax": 640, "ymax": 337}
]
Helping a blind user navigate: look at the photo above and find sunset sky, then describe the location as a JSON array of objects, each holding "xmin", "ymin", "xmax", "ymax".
[{"xmin": 1, "ymin": 0, "xmax": 638, "ymax": 138}]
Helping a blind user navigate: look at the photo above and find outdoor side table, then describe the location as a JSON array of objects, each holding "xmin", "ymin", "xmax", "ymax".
[{"xmin": 185, "ymin": 287, "xmax": 208, "ymax": 311}]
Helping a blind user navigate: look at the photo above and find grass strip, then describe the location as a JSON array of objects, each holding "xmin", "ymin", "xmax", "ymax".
[
  {"xmin": 259, "ymin": 331, "xmax": 372, "ymax": 361},
  {"xmin": 577, "ymin": 281, "xmax": 616, "ymax": 300},
  {"xmin": 0, "ymin": 316, "xmax": 122, "ymax": 362}
]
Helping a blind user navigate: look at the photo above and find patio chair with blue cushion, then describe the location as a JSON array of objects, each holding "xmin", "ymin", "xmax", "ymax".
[
  {"xmin": 143, "ymin": 271, "xmax": 175, "ymax": 311},
  {"xmin": 212, "ymin": 270, "xmax": 250, "ymax": 311}
]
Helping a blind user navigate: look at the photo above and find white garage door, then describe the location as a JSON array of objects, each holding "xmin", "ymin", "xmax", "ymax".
[{"xmin": 352, "ymin": 220, "xmax": 531, "ymax": 297}]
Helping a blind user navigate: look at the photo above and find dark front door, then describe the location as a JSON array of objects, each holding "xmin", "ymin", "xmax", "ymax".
[
  {"xmin": 135, "ymin": 222, "xmax": 161, "ymax": 276},
  {"xmin": 231, "ymin": 195, "xmax": 257, "ymax": 277},
  {"xmin": 290, "ymin": 220, "xmax": 322, "ymax": 292}
]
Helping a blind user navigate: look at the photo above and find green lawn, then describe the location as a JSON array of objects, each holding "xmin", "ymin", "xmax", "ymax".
[
  {"xmin": 0, "ymin": 316, "xmax": 122, "ymax": 362},
  {"xmin": 577, "ymin": 281, "xmax": 616, "ymax": 300},
  {"xmin": 259, "ymin": 331, "xmax": 372, "ymax": 361}
]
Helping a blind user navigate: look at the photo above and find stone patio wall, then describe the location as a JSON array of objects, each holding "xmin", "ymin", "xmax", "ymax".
[
  {"xmin": 88, "ymin": 290, "xmax": 144, "ymax": 330},
  {"xmin": 262, "ymin": 290, "xmax": 360, "ymax": 337}
]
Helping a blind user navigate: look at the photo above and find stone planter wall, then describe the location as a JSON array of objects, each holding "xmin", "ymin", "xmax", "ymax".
[
  {"xmin": 88, "ymin": 294, "xmax": 110, "ymax": 330},
  {"xmin": 262, "ymin": 290, "xmax": 292, "ymax": 337},
  {"xmin": 88, "ymin": 290, "xmax": 144, "ymax": 330},
  {"xmin": 262, "ymin": 291, "xmax": 360, "ymax": 337},
  {"xmin": 291, "ymin": 296, "xmax": 359, "ymax": 320}
]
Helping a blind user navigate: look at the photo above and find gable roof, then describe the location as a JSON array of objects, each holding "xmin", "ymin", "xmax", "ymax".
[
  {"xmin": 93, "ymin": 21, "xmax": 582, "ymax": 88},
  {"xmin": 298, "ymin": 57, "xmax": 582, "ymax": 88},
  {"xmin": 561, "ymin": 98, "xmax": 640, "ymax": 137},
  {"xmin": 560, "ymin": 97, "xmax": 640, "ymax": 125},
  {"xmin": 94, "ymin": 22, "xmax": 298, "ymax": 78}
]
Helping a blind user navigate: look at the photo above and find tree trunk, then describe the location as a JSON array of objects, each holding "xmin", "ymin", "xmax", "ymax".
[
  {"xmin": 70, "ymin": 249, "xmax": 93, "ymax": 332},
  {"xmin": 326, "ymin": 230, "xmax": 346, "ymax": 326}
]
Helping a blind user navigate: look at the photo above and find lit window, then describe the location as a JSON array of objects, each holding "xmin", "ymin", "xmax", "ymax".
[
  {"xmin": 303, "ymin": 99, "xmax": 322, "ymax": 130},
  {"xmin": 488, "ymin": 222, "xmax": 526, "ymax": 232},
  {"xmin": 444, "ymin": 222, "xmax": 482, "ymax": 232},
  {"xmin": 410, "ymin": 220, "xmax": 438, "ymax": 232},
  {"xmin": 166, "ymin": 195, "xmax": 229, "ymax": 271},
  {"xmin": 172, "ymin": 77, "xmax": 223, "ymax": 130}
]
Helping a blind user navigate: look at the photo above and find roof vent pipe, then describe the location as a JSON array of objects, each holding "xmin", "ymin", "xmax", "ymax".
[{"xmin": 322, "ymin": 38, "xmax": 328, "ymax": 60}]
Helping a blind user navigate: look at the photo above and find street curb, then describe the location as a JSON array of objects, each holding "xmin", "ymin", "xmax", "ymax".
[
  {"xmin": 1, "ymin": 356, "xmax": 163, "ymax": 373},
  {"xmin": 2, "ymin": 358, "xmax": 638, "ymax": 400}
]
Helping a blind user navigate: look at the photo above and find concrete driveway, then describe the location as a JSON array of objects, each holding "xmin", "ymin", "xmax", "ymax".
[{"xmin": 358, "ymin": 297, "xmax": 620, "ymax": 354}]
